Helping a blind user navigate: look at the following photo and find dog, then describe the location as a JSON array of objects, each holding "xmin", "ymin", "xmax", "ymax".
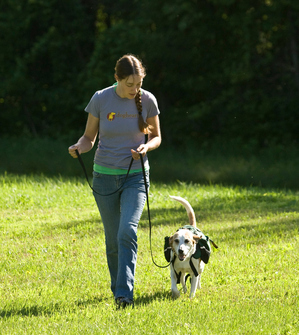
[{"xmin": 167, "ymin": 196, "xmax": 209, "ymax": 299}]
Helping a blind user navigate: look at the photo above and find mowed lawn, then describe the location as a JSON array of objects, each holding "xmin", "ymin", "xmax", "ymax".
[{"xmin": 0, "ymin": 174, "xmax": 298, "ymax": 334}]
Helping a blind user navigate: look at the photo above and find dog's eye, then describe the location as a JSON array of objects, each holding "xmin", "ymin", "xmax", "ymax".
[
  {"xmin": 174, "ymin": 239, "xmax": 179, "ymax": 243},
  {"xmin": 184, "ymin": 239, "xmax": 190, "ymax": 244}
]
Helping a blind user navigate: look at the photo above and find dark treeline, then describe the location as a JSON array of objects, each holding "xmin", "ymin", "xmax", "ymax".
[{"xmin": 1, "ymin": 0, "xmax": 299, "ymax": 149}]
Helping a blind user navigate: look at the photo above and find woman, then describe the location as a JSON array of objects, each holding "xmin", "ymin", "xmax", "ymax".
[{"xmin": 68, "ymin": 54, "xmax": 161, "ymax": 308}]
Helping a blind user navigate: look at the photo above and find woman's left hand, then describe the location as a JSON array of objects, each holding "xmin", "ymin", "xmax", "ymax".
[{"xmin": 131, "ymin": 144, "xmax": 148, "ymax": 160}]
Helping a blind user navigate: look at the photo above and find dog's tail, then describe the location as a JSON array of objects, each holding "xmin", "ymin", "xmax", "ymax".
[{"xmin": 169, "ymin": 196, "xmax": 196, "ymax": 227}]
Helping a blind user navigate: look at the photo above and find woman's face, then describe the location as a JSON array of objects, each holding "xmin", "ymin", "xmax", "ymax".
[{"xmin": 115, "ymin": 74, "xmax": 143, "ymax": 99}]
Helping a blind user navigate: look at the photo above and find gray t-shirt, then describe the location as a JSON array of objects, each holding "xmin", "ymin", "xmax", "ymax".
[{"xmin": 85, "ymin": 86, "xmax": 160, "ymax": 170}]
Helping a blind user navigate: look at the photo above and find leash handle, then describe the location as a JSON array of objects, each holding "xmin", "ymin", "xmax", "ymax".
[{"xmin": 139, "ymin": 153, "xmax": 170, "ymax": 269}]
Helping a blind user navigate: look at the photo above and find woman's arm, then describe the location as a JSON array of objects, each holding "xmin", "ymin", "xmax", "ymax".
[
  {"xmin": 68, "ymin": 113, "xmax": 99, "ymax": 158},
  {"xmin": 131, "ymin": 115, "xmax": 161, "ymax": 160}
]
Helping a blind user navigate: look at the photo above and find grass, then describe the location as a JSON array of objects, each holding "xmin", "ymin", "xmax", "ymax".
[{"xmin": 1, "ymin": 173, "xmax": 299, "ymax": 334}]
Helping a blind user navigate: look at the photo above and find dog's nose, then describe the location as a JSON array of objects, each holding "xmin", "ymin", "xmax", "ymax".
[{"xmin": 178, "ymin": 249, "xmax": 184, "ymax": 254}]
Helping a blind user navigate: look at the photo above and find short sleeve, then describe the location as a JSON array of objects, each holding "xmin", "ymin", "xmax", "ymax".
[
  {"xmin": 84, "ymin": 91, "xmax": 101, "ymax": 118},
  {"xmin": 142, "ymin": 90, "xmax": 160, "ymax": 119}
]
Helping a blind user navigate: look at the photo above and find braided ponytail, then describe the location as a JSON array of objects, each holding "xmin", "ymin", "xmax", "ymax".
[
  {"xmin": 115, "ymin": 54, "xmax": 149, "ymax": 134},
  {"xmin": 135, "ymin": 89, "xmax": 149, "ymax": 134}
]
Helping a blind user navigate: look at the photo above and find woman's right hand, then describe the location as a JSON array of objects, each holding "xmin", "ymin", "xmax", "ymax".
[
  {"xmin": 68, "ymin": 144, "xmax": 80, "ymax": 158},
  {"xmin": 68, "ymin": 113, "xmax": 99, "ymax": 159}
]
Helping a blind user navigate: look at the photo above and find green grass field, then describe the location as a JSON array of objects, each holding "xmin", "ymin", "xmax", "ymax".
[{"xmin": 1, "ymin": 173, "xmax": 298, "ymax": 334}]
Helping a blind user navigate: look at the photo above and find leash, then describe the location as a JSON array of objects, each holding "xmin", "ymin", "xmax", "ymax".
[
  {"xmin": 75, "ymin": 149, "xmax": 170, "ymax": 269},
  {"xmin": 75, "ymin": 149, "xmax": 134, "ymax": 196},
  {"xmin": 139, "ymin": 152, "xmax": 171, "ymax": 269}
]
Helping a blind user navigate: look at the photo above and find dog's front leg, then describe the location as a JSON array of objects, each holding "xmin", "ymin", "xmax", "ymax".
[
  {"xmin": 197, "ymin": 273, "xmax": 202, "ymax": 289},
  {"xmin": 170, "ymin": 266, "xmax": 180, "ymax": 299},
  {"xmin": 189, "ymin": 276, "xmax": 199, "ymax": 299},
  {"xmin": 180, "ymin": 272, "xmax": 187, "ymax": 294},
  {"xmin": 197, "ymin": 261, "xmax": 205, "ymax": 289}
]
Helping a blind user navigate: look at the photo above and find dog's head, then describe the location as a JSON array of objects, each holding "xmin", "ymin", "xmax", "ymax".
[{"xmin": 169, "ymin": 229, "xmax": 201, "ymax": 261}]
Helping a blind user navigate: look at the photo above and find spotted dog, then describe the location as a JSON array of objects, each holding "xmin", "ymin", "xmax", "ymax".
[{"xmin": 164, "ymin": 196, "xmax": 216, "ymax": 299}]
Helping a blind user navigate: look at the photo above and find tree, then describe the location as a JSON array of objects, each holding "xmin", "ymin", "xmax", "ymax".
[
  {"xmin": 1, "ymin": 0, "xmax": 298, "ymax": 149},
  {"xmin": 0, "ymin": 0, "xmax": 96, "ymax": 136}
]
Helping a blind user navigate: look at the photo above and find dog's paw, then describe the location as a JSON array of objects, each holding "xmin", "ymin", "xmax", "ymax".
[
  {"xmin": 189, "ymin": 292, "xmax": 196, "ymax": 299},
  {"xmin": 172, "ymin": 290, "xmax": 180, "ymax": 300}
]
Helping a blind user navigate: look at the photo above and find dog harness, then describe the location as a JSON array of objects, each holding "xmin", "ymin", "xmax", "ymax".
[{"xmin": 164, "ymin": 225, "xmax": 218, "ymax": 283}]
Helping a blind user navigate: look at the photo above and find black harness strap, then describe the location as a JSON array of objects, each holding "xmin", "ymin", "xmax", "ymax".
[
  {"xmin": 189, "ymin": 256, "xmax": 199, "ymax": 277},
  {"xmin": 171, "ymin": 255, "xmax": 199, "ymax": 284},
  {"xmin": 171, "ymin": 256, "xmax": 181, "ymax": 284}
]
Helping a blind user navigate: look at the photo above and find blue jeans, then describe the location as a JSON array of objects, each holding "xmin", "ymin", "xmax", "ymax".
[{"xmin": 92, "ymin": 171, "xmax": 149, "ymax": 301}]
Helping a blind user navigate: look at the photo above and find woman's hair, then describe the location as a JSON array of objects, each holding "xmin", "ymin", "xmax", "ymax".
[{"xmin": 115, "ymin": 54, "xmax": 149, "ymax": 133}]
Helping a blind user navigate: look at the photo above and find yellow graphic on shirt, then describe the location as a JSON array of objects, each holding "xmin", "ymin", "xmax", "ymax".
[{"xmin": 107, "ymin": 112, "xmax": 116, "ymax": 121}]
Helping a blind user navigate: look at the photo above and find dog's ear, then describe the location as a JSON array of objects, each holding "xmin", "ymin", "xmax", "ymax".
[
  {"xmin": 193, "ymin": 235, "xmax": 202, "ymax": 244},
  {"xmin": 169, "ymin": 235, "xmax": 174, "ymax": 246},
  {"xmin": 164, "ymin": 236, "xmax": 172, "ymax": 262}
]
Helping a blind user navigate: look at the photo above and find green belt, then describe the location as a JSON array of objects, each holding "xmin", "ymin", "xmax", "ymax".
[{"xmin": 93, "ymin": 163, "xmax": 147, "ymax": 175}]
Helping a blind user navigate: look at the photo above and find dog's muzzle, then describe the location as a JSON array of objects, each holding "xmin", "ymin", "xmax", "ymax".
[{"xmin": 178, "ymin": 249, "xmax": 186, "ymax": 261}]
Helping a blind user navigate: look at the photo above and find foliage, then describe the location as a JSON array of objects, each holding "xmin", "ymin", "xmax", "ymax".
[
  {"xmin": 0, "ymin": 0, "xmax": 96, "ymax": 135},
  {"xmin": 0, "ymin": 176, "xmax": 299, "ymax": 333},
  {"xmin": 1, "ymin": 0, "xmax": 299, "ymax": 148}
]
